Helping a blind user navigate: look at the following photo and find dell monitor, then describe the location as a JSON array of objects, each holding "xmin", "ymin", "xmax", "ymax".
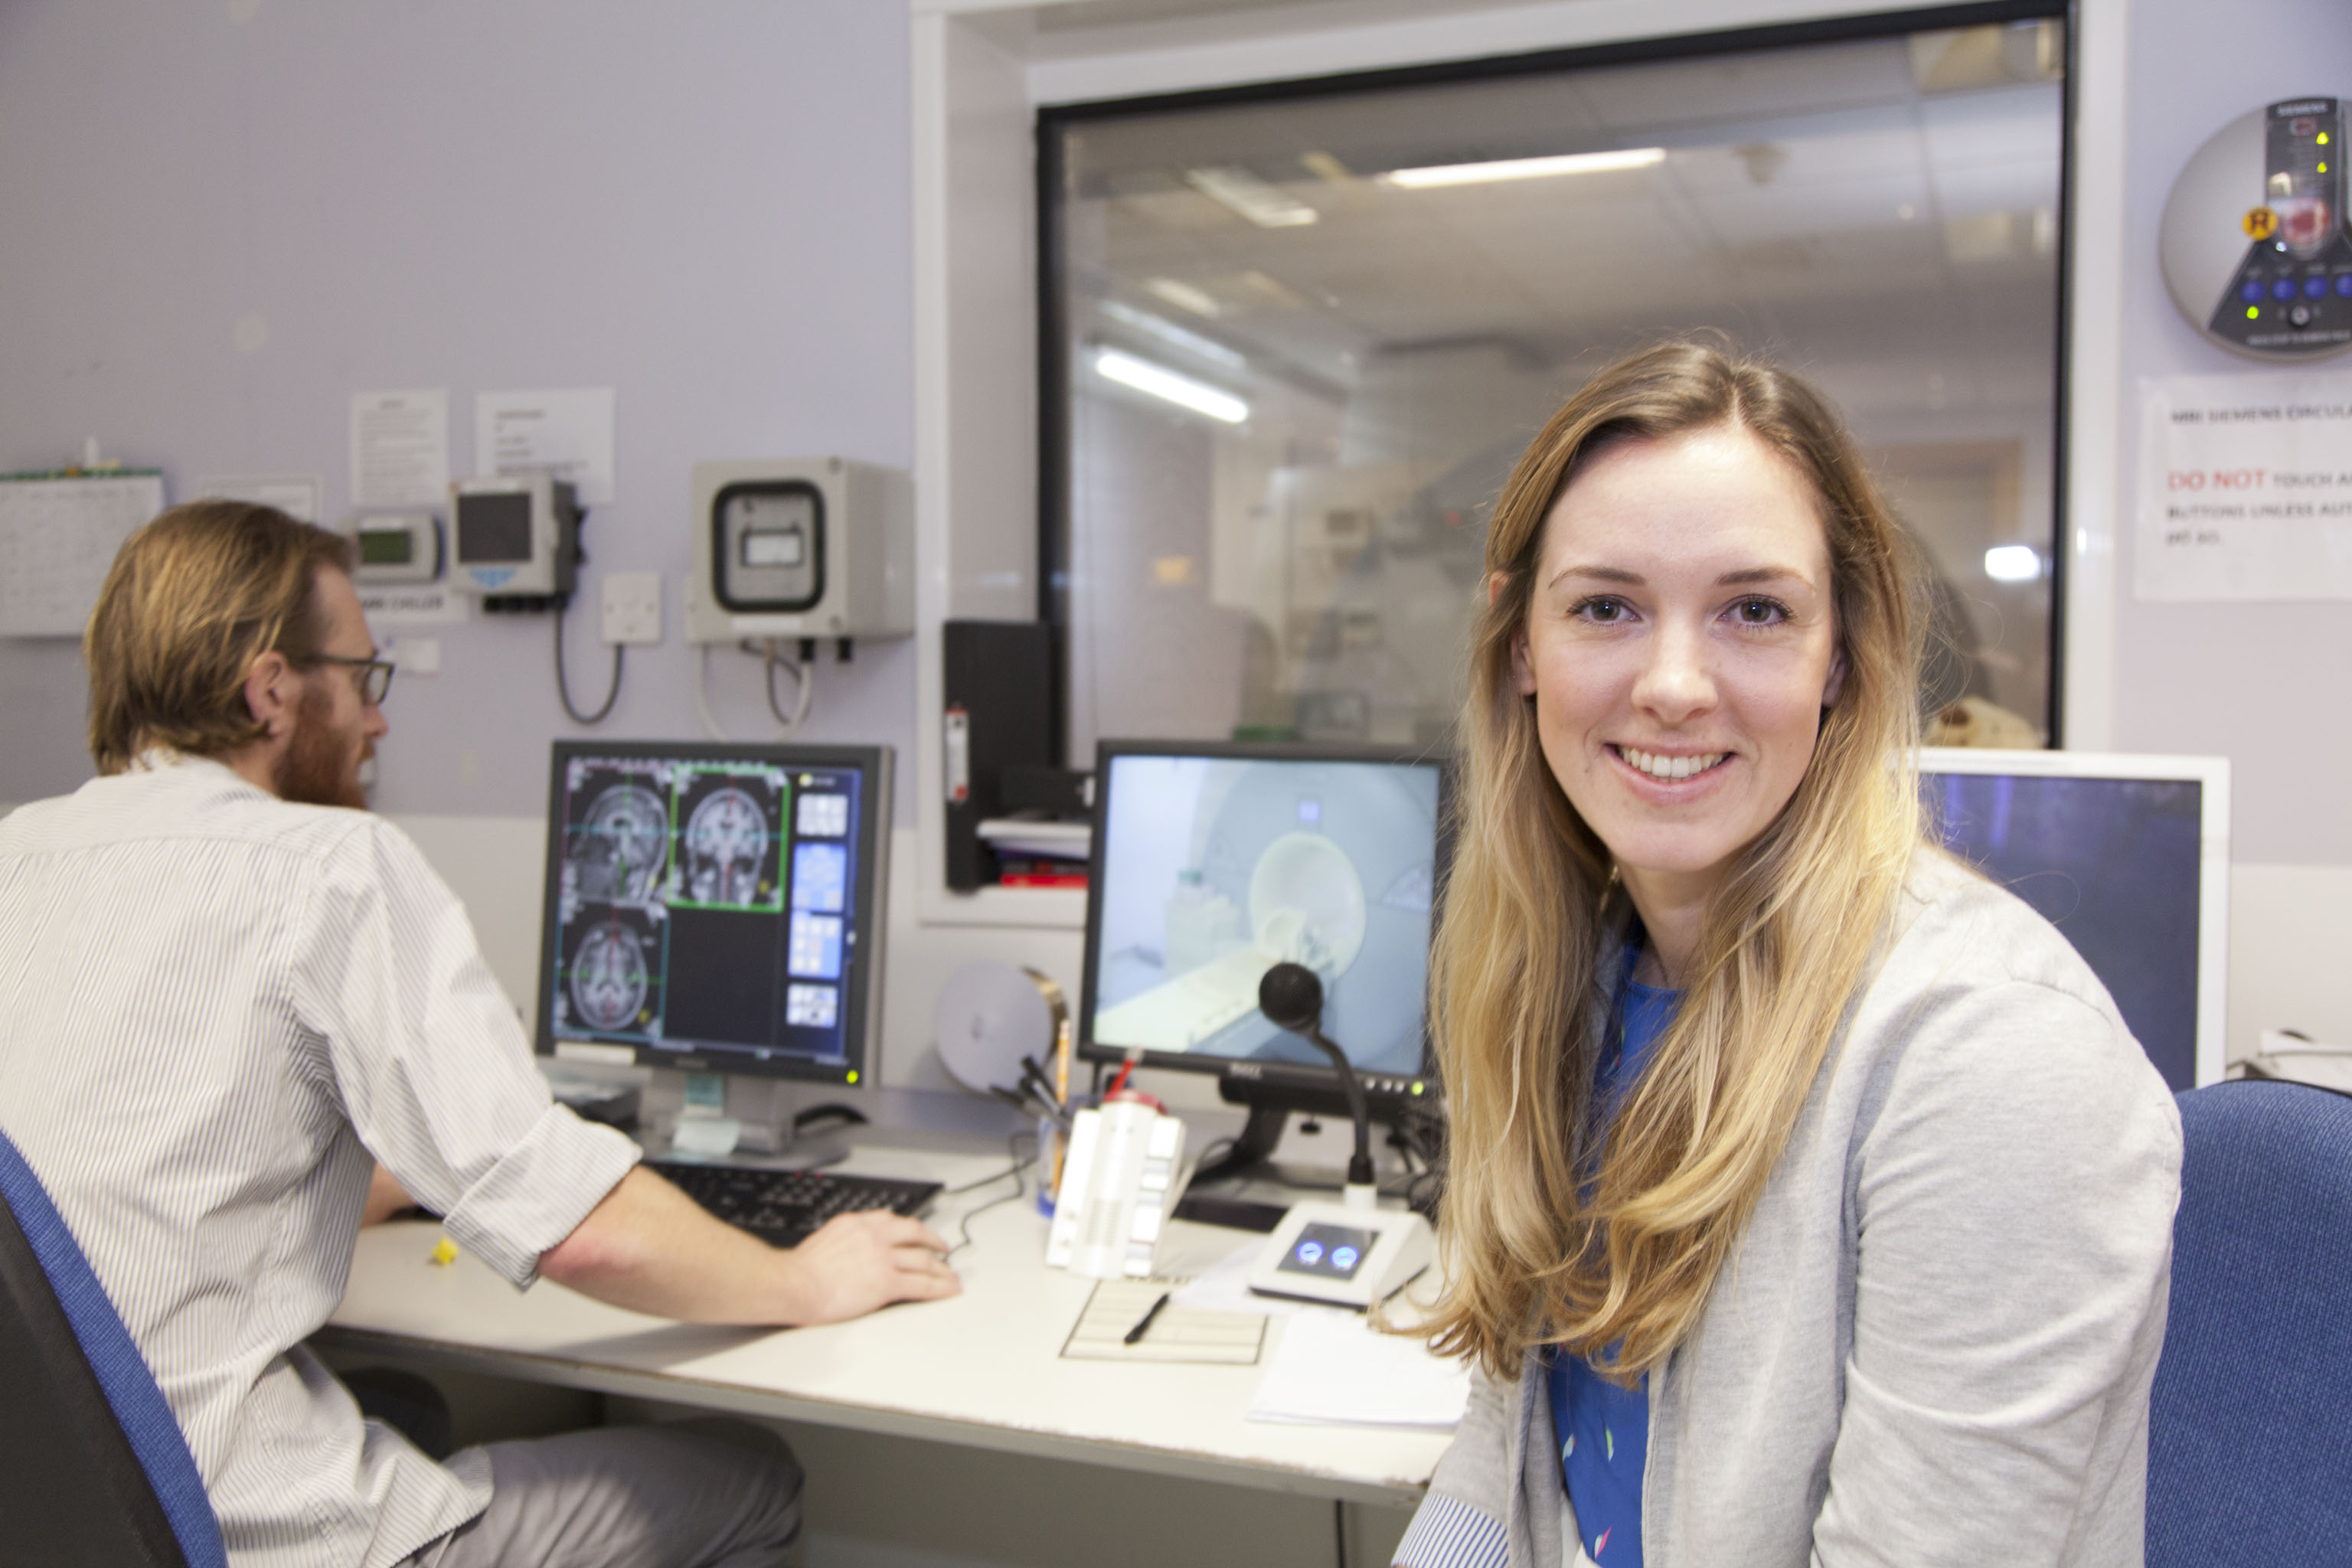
[
  {"xmin": 1078, "ymin": 740, "xmax": 1450, "ymax": 1183},
  {"xmin": 534, "ymin": 741, "xmax": 892, "ymax": 1104},
  {"xmin": 1919, "ymin": 748, "xmax": 2230, "ymax": 1090}
]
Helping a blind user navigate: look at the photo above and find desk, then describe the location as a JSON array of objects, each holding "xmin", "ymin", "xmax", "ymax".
[{"xmin": 319, "ymin": 1119, "xmax": 1452, "ymax": 1511}]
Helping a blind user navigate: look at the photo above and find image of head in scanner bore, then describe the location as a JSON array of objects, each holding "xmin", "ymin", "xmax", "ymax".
[{"xmin": 1088, "ymin": 751, "xmax": 1438, "ymax": 1080}]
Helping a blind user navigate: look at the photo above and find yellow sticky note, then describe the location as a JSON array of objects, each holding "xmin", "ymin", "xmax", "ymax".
[{"xmin": 429, "ymin": 1237, "xmax": 459, "ymax": 1267}]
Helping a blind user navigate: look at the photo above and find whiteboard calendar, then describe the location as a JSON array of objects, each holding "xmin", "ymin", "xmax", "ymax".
[{"xmin": 0, "ymin": 472, "xmax": 167, "ymax": 637}]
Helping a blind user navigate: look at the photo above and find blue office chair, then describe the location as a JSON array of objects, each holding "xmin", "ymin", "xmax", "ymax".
[
  {"xmin": 0, "ymin": 1126, "xmax": 228, "ymax": 1567},
  {"xmin": 2146, "ymin": 1080, "xmax": 2352, "ymax": 1566}
]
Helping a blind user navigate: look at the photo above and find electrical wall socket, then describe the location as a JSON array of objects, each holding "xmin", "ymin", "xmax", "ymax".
[{"xmin": 600, "ymin": 573, "xmax": 663, "ymax": 645}]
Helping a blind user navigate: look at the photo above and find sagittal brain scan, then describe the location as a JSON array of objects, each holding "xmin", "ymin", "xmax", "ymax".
[{"xmin": 569, "ymin": 781, "xmax": 669, "ymax": 903}]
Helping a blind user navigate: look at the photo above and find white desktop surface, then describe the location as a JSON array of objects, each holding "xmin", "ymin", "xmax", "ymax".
[{"xmin": 321, "ymin": 1138, "xmax": 1452, "ymax": 1507}]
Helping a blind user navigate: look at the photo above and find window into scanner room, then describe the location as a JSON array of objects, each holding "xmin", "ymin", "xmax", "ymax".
[{"xmin": 1044, "ymin": 11, "xmax": 2068, "ymax": 756}]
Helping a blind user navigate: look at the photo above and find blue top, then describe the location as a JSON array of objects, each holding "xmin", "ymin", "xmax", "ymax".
[{"xmin": 1547, "ymin": 949, "xmax": 1681, "ymax": 1568}]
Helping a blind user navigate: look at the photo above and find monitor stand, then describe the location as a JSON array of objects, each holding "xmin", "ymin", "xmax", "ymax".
[
  {"xmin": 1186, "ymin": 1073, "xmax": 1425, "ymax": 1193},
  {"xmin": 645, "ymin": 1069, "xmax": 853, "ymax": 1169}
]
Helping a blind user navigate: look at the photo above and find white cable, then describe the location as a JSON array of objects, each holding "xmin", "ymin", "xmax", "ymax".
[
  {"xmin": 694, "ymin": 643, "xmax": 729, "ymax": 741},
  {"xmin": 762, "ymin": 637, "xmax": 815, "ymax": 737}
]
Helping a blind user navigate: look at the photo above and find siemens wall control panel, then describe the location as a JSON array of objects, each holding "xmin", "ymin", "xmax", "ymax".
[
  {"xmin": 452, "ymin": 475, "xmax": 581, "ymax": 598},
  {"xmin": 2165, "ymin": 97, "xmax": 2352, "ymax": 360},
  {"xmin": 685, "ymin": 458, "xmax": 913, "ymax": 643},
  {"xmin": 345, "ymin": 512, "xmax": 443, "ymax": 586},
  {"xmin": 2209, "ymin": 100, "xmax": 2352, "ymax": 354}
]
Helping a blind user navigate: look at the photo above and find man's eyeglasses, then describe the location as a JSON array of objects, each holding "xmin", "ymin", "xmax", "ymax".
[{"xmin": 305, "ymin": 654, "xmax": 396, "ymax": 707}]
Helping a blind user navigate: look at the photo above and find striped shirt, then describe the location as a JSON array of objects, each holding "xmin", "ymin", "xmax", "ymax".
[{"xmin": 0, "ymin": 753, "xmax": 639, "ymax": 1568}]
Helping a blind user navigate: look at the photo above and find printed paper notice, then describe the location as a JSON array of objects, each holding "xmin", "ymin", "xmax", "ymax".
[
  {"xmin": 2138, "ymin": 372, "xmax": 2352, "ymax": 600},
  {"xmin": 197, "ymin": 474, "xmax": 320, "ymax": 523},
  {"xmin": 475, "ymin": 388, "xmax": 615, "ymax": 504},
  {"xmin": 351, "ymin": 390, "xmax": 449, "ymax": 508}
]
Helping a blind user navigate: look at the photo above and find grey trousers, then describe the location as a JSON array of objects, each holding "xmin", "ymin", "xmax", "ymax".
[{"xmin": 409, "ymin": 1420, "xmax": 802, "ymax": 1568}]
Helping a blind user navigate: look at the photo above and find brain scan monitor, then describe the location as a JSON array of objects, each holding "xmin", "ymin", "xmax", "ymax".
[
  {"xmin": 541, "ymin": 744, "xmax": 881, "ymax": 1080},
  {"xmin": 1086, "ymin": 749, "xmax": 1445, "ymax": 1078}
]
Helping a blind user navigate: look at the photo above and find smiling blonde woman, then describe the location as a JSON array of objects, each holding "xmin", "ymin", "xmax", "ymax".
[{"xmin": 1393, "ymin": 341, "xmax": 2180, "ymax": 1568}]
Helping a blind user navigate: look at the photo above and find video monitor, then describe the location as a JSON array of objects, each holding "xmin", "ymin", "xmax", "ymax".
[
  {"xmin": 1079, "ymin": 741, "xmax": 1450, "ymax": 1085},
  {"xmin": 1920, "ymin": 747, "xmax": 2230, "ymax": 1091},
  {"xmin": 534, "ymin": 741, "xmax": 891, "ymax": 1085}
]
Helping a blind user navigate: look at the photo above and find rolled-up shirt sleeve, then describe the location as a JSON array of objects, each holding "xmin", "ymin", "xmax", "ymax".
[
  {"xmin": 1394, "ymin": 1491, "xmax": 1508, "ymax": 1568},
  {"xmin": 292, "ymin": 818, "xmax": 639, "ymax": 1287}
]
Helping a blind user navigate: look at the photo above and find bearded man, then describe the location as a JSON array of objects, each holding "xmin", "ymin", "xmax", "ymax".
[{"xmin": 0, "ymin": 501, "xmax": 956, "ymax": 1568}]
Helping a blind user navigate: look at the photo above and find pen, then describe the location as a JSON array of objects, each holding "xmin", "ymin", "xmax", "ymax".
[
  {"xmin": 1123, "ymin": 1290, "xmax": 1172, "ymax": 1345},
  {"xmin": 1052, "ymin": 1015, "xmax": 1071, "ymax": 1106}
]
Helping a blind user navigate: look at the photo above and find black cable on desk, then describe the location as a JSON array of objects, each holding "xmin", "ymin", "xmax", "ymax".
[{"xmin": 946, "ymin": 1132, "xmax": 1037, "ymax": 1256}]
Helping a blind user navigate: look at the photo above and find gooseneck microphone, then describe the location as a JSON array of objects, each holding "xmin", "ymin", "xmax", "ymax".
[{"xmin": 1257, "ymin": 962, "xmax": 1377, "ymax": 1191}]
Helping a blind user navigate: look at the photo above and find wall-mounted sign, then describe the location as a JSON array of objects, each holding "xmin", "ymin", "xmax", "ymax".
[
  {"xmin": 2137, "ymin": 371, "xmax": 2352, "ymax": 601},
  {"xmin": 2161, "ymin": 97, "xmax": 2352, "ymax": 360}
]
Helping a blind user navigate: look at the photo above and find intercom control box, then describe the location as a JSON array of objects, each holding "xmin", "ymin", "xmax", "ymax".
[{"xmin": 685, "ymin": 457, "xmax": 914, "ymax": 643}]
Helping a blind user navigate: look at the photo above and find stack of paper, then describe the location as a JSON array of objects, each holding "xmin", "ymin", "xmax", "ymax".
[{"xmin": 1248, "ymin": 1307, "xmax": 1471, "ymax": 1429}]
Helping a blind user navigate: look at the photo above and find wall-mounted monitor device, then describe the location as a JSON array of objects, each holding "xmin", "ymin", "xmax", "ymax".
[
  {"xmin": 344, "ymin": 512, "xmax": 443, "ymax": 586},
  {"xmin": 684, "ymin": 458, "xmax": 913, "ymax": 643},
  {"xmin": 452, "ymin": 474, "xmax": 580, "ymax": 598},
  {"xmin": 1078, "ymin": 740, "xmax": 1450, "ymax": 1184},
  {"xmin": 1920, "ymin": 747, "xmax": 2230, "ymax": 1089},
  {"xmin": 535, "ymin": 740, "xmax": 893, "ymax": 1088}
]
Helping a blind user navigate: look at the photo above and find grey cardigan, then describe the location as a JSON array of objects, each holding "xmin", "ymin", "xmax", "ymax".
[{"xmin": 1406, "ymin": 850, "xmax": 2184, "ymax": 1568}]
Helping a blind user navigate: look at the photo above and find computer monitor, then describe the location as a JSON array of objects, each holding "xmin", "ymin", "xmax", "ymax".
[
  {"xmin": 1919, "ymin": 748, "xmax": 2230, "ymax": 1091},
  {"xmin": 534, "ymin": 740, "xmax": 892, "ymax": 1089},
  {"xmin": 1079, "ymin": 740, "xmax": 1450, "ymax": 1180}
]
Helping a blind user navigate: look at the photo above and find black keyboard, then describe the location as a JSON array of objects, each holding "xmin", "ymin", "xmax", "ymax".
[{"xmin": 647, "ymin": 1160, "xmax": 942, "ymax": 1250}]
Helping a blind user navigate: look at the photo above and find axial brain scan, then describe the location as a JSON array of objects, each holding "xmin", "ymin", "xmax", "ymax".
[
  {"xmin": 571, "ymin": 921, "xmax": 649, "ymax": 1032},
  {"xmin": 572, "ymin": 783, "xmax": 668, "ymax": 903},
  {"xmin": 684, "ymin": 785, "xmax": 771, "ymax": 906}
]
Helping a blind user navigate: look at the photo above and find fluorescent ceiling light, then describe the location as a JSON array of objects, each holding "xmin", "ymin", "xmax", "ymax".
[
  {"xmin": 1094, "ymin": 348, "xmax": 1249, "ymax": 424},
  {"xmin": 1184, "ymin": 166, "xmax": 1318, "ymax": 227},
  {"xmin": 1145, "ymin": 276, "xmax": 1221, "ymax": 318},
  {"xmin": 1100, "ymin": 300, "xmax": 1247, "ymax": 369},
  {"xmin": 1381, "ymin": 147, "xmax": 1666, "ymax": 188},
  {"xmin": 1983, "ymin": 544, "xmax": 2043, "ymax": 583}
]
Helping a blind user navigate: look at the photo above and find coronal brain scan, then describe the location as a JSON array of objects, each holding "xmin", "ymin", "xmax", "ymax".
[
  {"xmin": 570, "ymin": 920, "xmax": 651, "ymax": 1033},
  {"xmin": 570, "ymin": 782, "xmax": 668, "ymax": 903},
  {"xmin": 684, "ymin": 784, "xmax": 774, "ymax": 907}
]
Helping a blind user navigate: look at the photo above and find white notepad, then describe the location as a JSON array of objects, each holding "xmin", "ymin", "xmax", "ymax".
[{"xmin": 1247, "ymin": 1307, "xmax": 1471, "ymax": 1429}]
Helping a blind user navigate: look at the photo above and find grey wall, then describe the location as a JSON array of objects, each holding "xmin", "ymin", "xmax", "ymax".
[
  {"xmin": 2114, "ymin": 0, "xmax": 2352, "ymax": 866},
  {"xmin": 0, "ymin": 0, "xmax": 918, "ymax": 822}
]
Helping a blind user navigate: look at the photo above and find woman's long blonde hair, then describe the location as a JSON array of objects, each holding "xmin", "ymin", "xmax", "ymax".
[{"xmin": 1422, "ymin": 340, "xmax": 1926, "ymax": 1382}]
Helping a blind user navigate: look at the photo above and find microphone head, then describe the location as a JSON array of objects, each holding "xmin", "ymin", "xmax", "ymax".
[{"xmin": 1258, "ymin": 962, "xmax": 1324, "ymax": 1031}]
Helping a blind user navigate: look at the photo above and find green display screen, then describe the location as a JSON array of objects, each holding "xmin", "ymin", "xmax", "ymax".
[{"xmin": 359, "ymin": 528, "xmax": 413, "ymax": 566}]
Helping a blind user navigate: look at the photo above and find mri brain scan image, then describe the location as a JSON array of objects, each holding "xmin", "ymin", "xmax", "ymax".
[
  {"xmin": 684, "ymin": 786, "xmax": 771, "ymax": 906},
  {"xmin": 570, "ymin": 921, "xmax": 650, "ymax": 1033},
  {"xmin": 570, "ymin": 782, "xmax": 668, "ymax": 903}
]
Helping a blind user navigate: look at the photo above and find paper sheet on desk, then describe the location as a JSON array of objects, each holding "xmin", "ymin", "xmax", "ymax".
[
  {"xmin": 1248, "ymin": 1308, "xmax": 1470, "ymax": 1429},
  {"xmin": 1171, "ymin": 1242, "xmax": 1317, "ymax": 1317}
]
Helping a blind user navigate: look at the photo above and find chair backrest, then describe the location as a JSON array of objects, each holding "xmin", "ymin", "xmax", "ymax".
[
  {"xmin": 0, "ymin": 1126, "xmax": 228, "ymax": 1568},
  {"xmin": 2148, "ymin": 1080, "xmax": 2352, "ymax": 1566}
]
